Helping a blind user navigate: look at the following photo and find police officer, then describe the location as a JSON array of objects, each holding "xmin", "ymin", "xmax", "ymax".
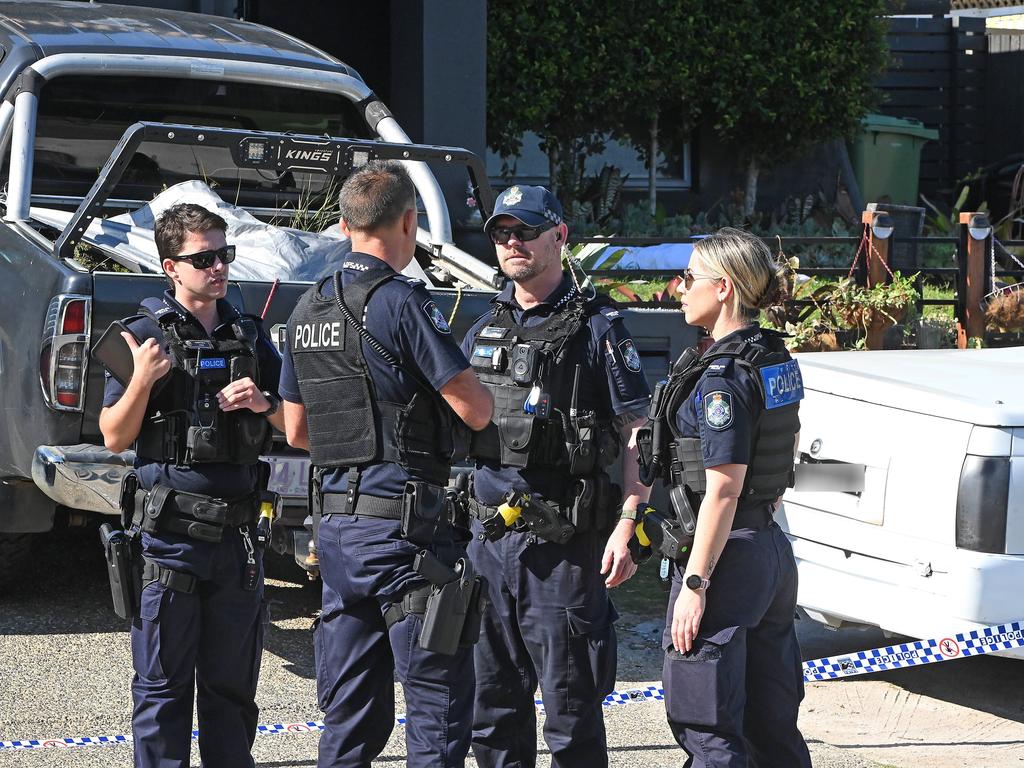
[
  {"xmin": 99, "ymin": 203, "xmax": 284, "ymax": 768},
  {"xmin": 638, "ymin": 227, "xmax": 811, "ymax": 767},
  {"xmin": 461, "ymin": 185, "xmax": 651, "ymax": 768},
  {"xmin": 279, "ymin": 161, "xmax": 493, "ymax": 768}
]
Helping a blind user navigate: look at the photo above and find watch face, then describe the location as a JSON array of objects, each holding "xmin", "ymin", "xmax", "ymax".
[{"xmin": 686, "ymin": 574, "xmax": 703, "ymax": 590}]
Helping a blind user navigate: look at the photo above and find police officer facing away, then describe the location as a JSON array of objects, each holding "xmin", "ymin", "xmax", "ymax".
[
  {"xmin": 639, "ymin": 228, "xmax": 811, "ymax": 767},
  {"xmin": 461, "ymin": 185, "xmax": 652, "ymax": 768},
  {"xmin": 99, "ymin": 203, "xmax": 284, "ymax": 768},
  {"xmin": 279, "ymin": 161, "xmax": 493, "ymax": 768}
]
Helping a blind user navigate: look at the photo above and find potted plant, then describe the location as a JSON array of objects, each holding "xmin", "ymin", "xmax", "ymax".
[{"xmin": 827, "ymin": 272, "xmax": 919, "ymax": 334}]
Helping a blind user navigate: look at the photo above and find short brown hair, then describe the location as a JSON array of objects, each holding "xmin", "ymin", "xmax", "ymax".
[
  {"xmin": 155, "ymin": 203, "xmax": 227, "ymax": 262},
  {"xmin": 338, "ymin": 161, "xmax": 416, "ymax": 233}
]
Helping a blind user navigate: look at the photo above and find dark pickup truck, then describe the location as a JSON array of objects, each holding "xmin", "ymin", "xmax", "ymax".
[{"xmin": 0, "ymin": 1, "xmax": 694, "ymax": 587}]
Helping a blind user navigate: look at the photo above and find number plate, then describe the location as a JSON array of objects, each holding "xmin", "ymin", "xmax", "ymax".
[{"xmin": 262, "ymin": 455, "xmax": 311, "ymax": 498}]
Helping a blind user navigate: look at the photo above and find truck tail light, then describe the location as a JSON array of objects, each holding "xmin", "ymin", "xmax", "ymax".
[
  {"xmin": 39, "ymin": 295, "xmax": 91, "ymax": 412},
  {"xmin": 956, "ymin": 455, "xmax": 1010, "ymax": 554}
]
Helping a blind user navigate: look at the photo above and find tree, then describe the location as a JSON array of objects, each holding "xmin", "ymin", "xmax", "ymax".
[
  {"xmin": 704, "ymin": 1, "xmax": 889, "ymax": 218},
  {"xmin": 487, "ymin": 1, "xmax": 626, "ymax": 206},
  {"xmin": 611, "ymin": 1, "xmax": 712, "ymax": 217}
]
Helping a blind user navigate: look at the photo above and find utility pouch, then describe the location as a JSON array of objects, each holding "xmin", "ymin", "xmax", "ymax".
[
  {"xmin": 458, "ymin": 576, "xmax": 489, "ymax": 647},
  {"xmin": 564, "ymin": 411, "xmax": 597, "ymax": 476},
  {"xmin": 99, "ymin": 523, "xmax": 141, "ymax": 621},
  {"xmin": 520, "ymin": 497, "xmax": 575, "ymax": 544},
  {"xmin": 637, "ymin": 425, "xmax": 655, "ymax": 477},
  {"xmin": 119, "ymin": 471, "xmax": 140, "ymax": 530},
  {"xmin": 401, "ymin": 481, "xmax": 445, "ymax": 546},
  {"xmin": 142, "ymin": 484, "xmax": 175, "ymax": 534},
  {"xmin": 418, "ymin": 555, "xmax": 482, "ymax": 656}
]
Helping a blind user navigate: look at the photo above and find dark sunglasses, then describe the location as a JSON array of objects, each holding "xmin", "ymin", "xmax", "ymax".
[
  {"xmin": 171, "ymin": 245, "xmax": 236, "ymax": 270},
  {"xmin": 680, "ymin": 267, "xmax": 722, "ymax": 291},
  {"xmin": 488, "ymin": 222, "xmax": 556, "ymax": 245}
]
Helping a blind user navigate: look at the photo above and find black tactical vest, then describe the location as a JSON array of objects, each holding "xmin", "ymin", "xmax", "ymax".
[
  {"xmin": 133, "ymin": 298, "xmax": 272, "ymax": 467},
  {"xmin": 287, "ymin": 268, "xmax": 458, "ymax": 486},
  {"xmin": 639, "ymin": 329, "xmax": 802, "ymax": 504},
  {"xmin": 467, "ymin": 292, "xmax": 619, "ymax": 473}
]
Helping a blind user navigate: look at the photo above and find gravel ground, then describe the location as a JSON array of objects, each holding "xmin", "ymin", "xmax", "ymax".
[{"xmin": 1, "ymin": 527, "xmax": 1021, "ymax": 767}]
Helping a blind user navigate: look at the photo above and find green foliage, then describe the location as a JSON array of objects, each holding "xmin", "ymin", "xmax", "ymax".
[
  {"xmin": 706, "ymin": 2, "xmax": 889, "ymax": 165},
  {"xmin": 487, "ymin": 2, "xmax": 621, "ymax": 203}
]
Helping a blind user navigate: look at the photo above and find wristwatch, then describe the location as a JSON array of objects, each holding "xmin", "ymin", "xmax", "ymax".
[
  {"xmin": 685, "ymin": 573, "xmax": 711, "ymax": 591},
  {"xmin": 261, "ymin": 391, "xmax": 281, "ymax": 417}
]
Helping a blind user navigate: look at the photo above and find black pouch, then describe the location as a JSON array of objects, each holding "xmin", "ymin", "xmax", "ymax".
[
  {"xmin": 401, "ymin": 481, "xmax": 445, "ymax": 546},
  {"xmin": 564, "ymin": 411, "xmax": 597, "ymax": 476},
  {"xmin": 119, "ymin": 471, "xmax": 140, "ymax": 530},
  {"xmin": 142, "ymin": 484, "xmax": 175, "ymax": 534}
]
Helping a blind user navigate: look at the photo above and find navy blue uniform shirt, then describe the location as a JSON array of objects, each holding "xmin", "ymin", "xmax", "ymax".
[
  {"xmin": 461, "ymin": 273, "xmax": 650, "ymax": 505},
  {"xmin": 674, "ymin": 324, "xmax": 799, "ymax": 505},
  {"xmin": 102, "ymin": 290, "xmax": 282, "ymax": 498},
  {"xmin": 278, "ymin": 252, "xmax": 471, "ymax": 497}
]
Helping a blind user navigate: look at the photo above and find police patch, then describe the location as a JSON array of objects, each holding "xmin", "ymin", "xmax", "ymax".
[
  {"xmin": 617, "ymin": 339, "xmax": 642, "ymax": 372},
  {"xmin": 503, "ymin": 186, "xmax": 523, "ymax": 206},
  {"xmin": 423, "ymin": 300, "xmax": 451, "ymax": 334},
  {"xmin": 703, "ymin": 391, "xmax": 733, "ymax": 430}
]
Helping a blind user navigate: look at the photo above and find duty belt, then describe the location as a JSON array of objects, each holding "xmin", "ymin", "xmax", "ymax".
[
  {"xmin": 135, "ymin": 485, "xmax": 259, "ymax": 543},
  {"xmin": 730, "ymin": 503, "xmax": 774, "ymax": 531},
  {"xmin": 321, "ymin": 492, "xmax": 404, "ymax": 520}
]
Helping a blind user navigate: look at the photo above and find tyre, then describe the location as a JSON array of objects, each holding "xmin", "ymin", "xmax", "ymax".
[{"xmin": 0, "ymin": 532, "xmax": 34, "ymax": 591}]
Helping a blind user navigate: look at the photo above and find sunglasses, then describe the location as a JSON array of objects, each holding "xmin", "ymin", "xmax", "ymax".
[
  {"xmin": 681, "ymin": 267, "xmax": 722, "ymax": 291},
  {"xmin": 171, "ymin": 245, "xmax": 236, "ymax": 270},
  {"xmin": 488, "ymin": 222, "xmax": 556, "ymax": 245}
]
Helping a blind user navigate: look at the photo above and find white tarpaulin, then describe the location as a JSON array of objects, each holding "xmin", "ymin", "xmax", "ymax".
[
  {"xmin": 30, "ymin": 180, "xmax": 433, "ymax": 283},
  {"xmin": 577, "ymin": 241, "xmax": 695, "ymax": 271}
]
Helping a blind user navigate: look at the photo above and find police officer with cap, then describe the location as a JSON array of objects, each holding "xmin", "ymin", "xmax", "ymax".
[
  {"xmin": 99, "ymin": 202, "xmax": 284, "ymax": 768},
  {"xmin": 279, "ymin": 160, "xmax": 493, "ymax": 768},
  {"xmin": 638, "ymin": 227, "xmax": 811, "ymax": 766},
  {"xmin": 461, "ymin": 185, "xmax": 651, "ymax": 767}
]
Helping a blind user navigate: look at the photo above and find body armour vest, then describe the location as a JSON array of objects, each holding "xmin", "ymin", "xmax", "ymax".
[
  {"xmin": 638, "ymin": 329, "xmax": 803, "ymax": 504},
  {"xmin": 287, "ymin": 268, "xmax": 458, "ymax": 486},
  {"xmin": 467, "ymin": 293, "xmax": 619, "ymax": 472},
  {"xmin": 133, "ymin": 298, "xmax": 272, "ymax": 467}
]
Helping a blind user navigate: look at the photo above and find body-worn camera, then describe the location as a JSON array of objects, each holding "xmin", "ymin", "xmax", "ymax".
[{"xmin": 510, "ymin": 343, "xmax": 541, "ymax": 386}]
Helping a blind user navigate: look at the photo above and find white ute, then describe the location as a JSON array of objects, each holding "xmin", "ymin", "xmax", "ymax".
[{"xmin": 778, "ymin": 348, "xmax": 1024, "ymax": 659}]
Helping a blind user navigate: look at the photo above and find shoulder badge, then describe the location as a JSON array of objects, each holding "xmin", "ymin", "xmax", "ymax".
[
  {"xmin": 503, "ymin": 186, "xmax": 523, "ymax": 206},
  {"xmin": 617, "ymin": 338, "xmax": 642, "ymax": 372},
  {"xmin": 703, "ymin": 391, "xmax": 734, "ymax": 430},
  {"xmin": 423, "ymin": 300, "xmax": 451, "ymax": 334}
]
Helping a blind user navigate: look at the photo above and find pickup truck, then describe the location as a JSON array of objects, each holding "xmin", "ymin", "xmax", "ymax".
[
  {"xmin": 780, "ymin": 349, "xmax": 1024, "ymax": 659},
  {"xmin": 0, "ymin": 1, "xmax": 692, "ymax": 587}
]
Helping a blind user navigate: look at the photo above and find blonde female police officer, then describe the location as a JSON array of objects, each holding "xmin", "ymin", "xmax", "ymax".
[{"xmin": 639, "ymin": 228, "xmax": 812, "ymax": 767}]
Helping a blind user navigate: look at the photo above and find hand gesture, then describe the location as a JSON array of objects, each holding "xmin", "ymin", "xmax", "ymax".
[
  {"xmin": 218, "ymin": 376, "xmax": 271, "ymax": 413},
  {"xmin": 600, "ymin": 519, "xmax": 638, "ymax": 588},
  {"xmin": 123, "ymin": 332, "xmax": 170, "ymax": 388},
  {"xmin": 671, "ymin": 583, "xmax": 705, "ymax": 653}
]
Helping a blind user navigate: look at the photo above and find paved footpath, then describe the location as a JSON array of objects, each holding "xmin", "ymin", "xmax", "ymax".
[{"xmin": 1, "ymin": 528, "xmax": 1021, "ymax": 767}]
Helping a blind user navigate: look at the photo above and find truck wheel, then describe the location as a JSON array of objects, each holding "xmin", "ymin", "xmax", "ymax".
[{"xmin": 0, "ymin": 533, "xmax": 34, "ymax": 590}]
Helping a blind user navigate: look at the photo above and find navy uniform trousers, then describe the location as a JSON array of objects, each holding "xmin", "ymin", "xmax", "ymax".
[
  {"xmin": 314, "ymin": 512, "xmax": 474, "ymax": 768},
  {"xmin": 131, "ymin": 527, "xmax": 265, "ymax": 768},
  {"xmin": 662, "ymin": 520, "xmax": 812, "ymax": 768},
  {"xmin": 469, "ymin": 524, "xmax": 618, "ymax": 768}
]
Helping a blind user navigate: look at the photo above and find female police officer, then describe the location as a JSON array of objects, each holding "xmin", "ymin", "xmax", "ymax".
[{"xmin": 642, "ymin": 227, "xmax": 812, "ymax": 767}]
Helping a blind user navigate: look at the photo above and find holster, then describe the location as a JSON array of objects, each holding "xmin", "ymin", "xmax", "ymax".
[
  {"xmin": 415, "ymin": 550, "xmax": 489, "ymax": 656},
  {"xmin": 99, "ymin": 523, "xmax": 142, "ymax": 621},
  {"xmin": 520, "ymin": 496, "xmax": 576, "ymax": 544},
  {"xmin": 641, "ymin": 502, "xmax": 694, "ymax": 563},
  {"xmin": 401, "ymin": 481, "xmax": 446, "ymax": 547}
]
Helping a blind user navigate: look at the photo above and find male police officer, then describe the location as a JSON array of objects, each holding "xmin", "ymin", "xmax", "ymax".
[
  {"xmin": 99, "ymin": 203, "xmax": 284, "ymax": 768},
  {"xmin": 279, "ymin": 161, "xmax": 493, "ymax": 768},
  {"xmin": 461, "ymin": 185, "xmax": 652, "ymax": 767}
]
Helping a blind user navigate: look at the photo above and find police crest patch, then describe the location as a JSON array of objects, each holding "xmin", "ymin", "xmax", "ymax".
[
  {"xmin": 423, "ymin": 300, "xmax": 451, "ymax": 334},
  {"xmin": 617, "ymin": 339, "xmax": 642, "ymax": 372},
  {"xmin": 503, "ymin": 186, "xmax": 523, "ymax": 206},
  {"xmin": 703, "ymin": 391, "xmax": 733, "ymax": 430}
]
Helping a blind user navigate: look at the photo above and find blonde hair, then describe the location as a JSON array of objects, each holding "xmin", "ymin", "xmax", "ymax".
[{"xmin": 692, "ymin": 227, "xmax": 789, "ymax": 319}]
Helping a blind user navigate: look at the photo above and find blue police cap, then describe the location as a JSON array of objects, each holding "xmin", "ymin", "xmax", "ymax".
[{"xmin": 484, "ymin": 185, "xmax": 564, "ymax": 232}]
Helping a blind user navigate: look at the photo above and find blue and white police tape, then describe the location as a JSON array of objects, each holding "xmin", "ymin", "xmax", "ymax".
[{"xmin": 1, "ymin": 622, "xmax": 1020, "ymax": 751}]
